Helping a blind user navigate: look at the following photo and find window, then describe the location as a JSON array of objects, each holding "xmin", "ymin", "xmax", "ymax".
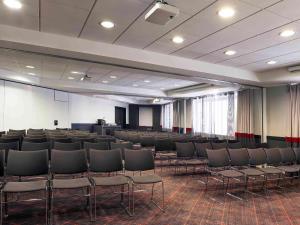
[
  {"xmin": 192, "ymin": 92, "xmax": 236, "ymax": 137},
  {"xmin": 161, "ymin": 103, "xmax": 173, "ymax": 130}
]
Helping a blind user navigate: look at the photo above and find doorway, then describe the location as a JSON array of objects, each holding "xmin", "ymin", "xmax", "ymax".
[{"xmin": 115, "ymin": 106, "xmax": 126, "ymax": 128}]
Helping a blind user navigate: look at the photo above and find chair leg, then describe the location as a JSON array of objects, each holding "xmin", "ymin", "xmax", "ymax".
[
  {"xmin": 132, "ymin": 184, "xmax": 135, "ymax": 215},
  {"xmin": 94, "ymin": 185, "xmax": 97, "ymax": 221},
  {"xmin": 89, "ymin": 186, "xmax": 92, "ymax": 222},
  {"xmin": 45, "ymin": 189, "xmax": 48, "ymax": 225},
  {"xmin": 151, "ymin": 184, "xmax": 155, "ymax": 201},
  {"xmin": 0, "ymin": 191, "xmax": 3, "ymax": 225},
  {"xmin": 161, "ymin": 181, "xmax": 165, "ymax": 212},
  {"xmin": 50, "ymin": 189, "xmax": 54, "ymax": 225},
  {"xmin": 4, "ymin": 192, "xmax": 7, "ymax": 218}
]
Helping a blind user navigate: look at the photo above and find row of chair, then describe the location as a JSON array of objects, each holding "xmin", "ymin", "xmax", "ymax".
[
  {"xmin": 205, "ymin": 147, "xmax": 300, "ymax": 198},
  {"xmin": 0, "ymin": 148, "xmax": 164, "ymax": 224}
]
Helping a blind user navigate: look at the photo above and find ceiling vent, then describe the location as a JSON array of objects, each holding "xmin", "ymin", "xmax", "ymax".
[
  {"xmin": 288, "ymin": 65, "xmax": 300, "ymax": 72},
  {"xmin": 145, "ymin": 0, "xmax": 179, "ymax": 25}
]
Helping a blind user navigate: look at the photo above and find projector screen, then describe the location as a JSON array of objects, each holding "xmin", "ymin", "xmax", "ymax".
[{"xmin": 139, "ymin": 107, "xmax": 153, "ymax": 126}]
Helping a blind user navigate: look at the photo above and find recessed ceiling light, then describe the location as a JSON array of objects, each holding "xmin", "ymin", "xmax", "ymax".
[
  {"xmin": 102, "ymin": 80, "xmax": 108, "ymax": 83},
  {"xmin": 110, "ymin": 75, "xmax": 117, "ymax": 79},
  {"xmin": 100, "ymin": 20, "xmax": 115, "ymax": 29},
  {"xmin": 280, "ymin": 29, "xmax": 295, "ymax": 37},
  {"xmin": 160, "ymin": 87, "xmax": 165, "ymax": 90},
  {"xmin": 3, "ymin": 0, "xmax": 22, "ymax": 9},
  {"xmin": 172, "ymin": 36, "xmax": 184, "ymax": 44},
  {"xmin": 224, "ymin": 50, "xmax": 236, "ymax": 56},
  {"xmin": 28, "ymin": 72, "xmax": 36, "ymax": 76},
  {"xmin": 80, "ymin": 77, "xmax": 84, "ymax": 81},
  {"xmin": 267, "ymin": 60, "xmax": 277, "ymax": 65},
  {"xmin": 144, "ymin": 80, "xmax": 150, "ymax": 83},
  {"xmin": 218, "ymin": 7, "xmax": 235, "ymax": 18},
  {"xmin": 71, "ymin": 71, "xmax": 82, "ymax": 74},
  {"xmin": 68, "ymin": 76, "xmax": 75, "ymax": 80},
  {"xmin": 133, "ymin": 84, "xmax": 138, "ymax": 87},
  {"xmin": 26, "ymin": 65, "xmax": 35, "ymax": 69}
]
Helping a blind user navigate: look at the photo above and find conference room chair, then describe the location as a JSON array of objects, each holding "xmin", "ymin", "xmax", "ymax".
[
  {"xmin": 22, "ymin": 141, "xmax": 51, "ymax": 151},
  {"xmin": 194, "ymin": 141, "xmax": 212, "ymax": 158},
  {"xmin": 124, "ymin": 149, "xmax": 164, "ymax": 215},
  {"xmin": 227, "ymin": 148, "xmax": 265, "ymax": 193},
  {"xmin": 8, "ymin": 129, "xmax": 26, "ymax": 136},
  {"xmin": 53, "ymin": 141, "xmax": 81, "ymax": 151},
  {"xmin": 154, "ymin": 138, "xmax": 177, "ymax": 169},
  {"xmin": 71, "ymin": 137, "xmax": 95, "ymax": 148},
  {"xmin": 89, "ymin": 149, "xmax": 131, "ymax": 219},
  {"xmin": 206, "ymin": 149, "xmax": 245, "ymax": 198},
  {"xmin": 278, "ymin": 148, "xmax": 300, "ymax": 177},
  {"xmin": 84, "ymin": 141, "xmax": 109, "ymax": 150},
  {"xmin": 23, "ymin": 136, "xmax": 48, "ymax": 143},
  {"xmin": 211, "ymin": 141, "xmax": 228, "ymax": 150},
  {"xmin": 111, "ymin": 142, "xmax": 133, "ymax": 159},
  {"xmin": 0, "ymin": 150, "xmax": 49, "ymax": 224},
  {"xmin": 227, "ymin": 141, "xmax": 242, "ymax": 149},
  {"xmin": 140, "ymin": 136, "xmax": 155, "ymax": 150},
  {"xmin": 0, "ymin": 142, "xmax": 20, "ymax": 158},
  {"xmin": 265, "ymin": 148, "xmax": 299, "ymax": 184},
  {"xmin": 247, "ymin": 148, "xmax": 283, "ymax": 188},
  {"xmin": 0, "ymin": 135, "xmax": 22, "ymax": 146},
  {"xmin": 50, "ymin": 149, "xmax": 92, "ymax": 223}
]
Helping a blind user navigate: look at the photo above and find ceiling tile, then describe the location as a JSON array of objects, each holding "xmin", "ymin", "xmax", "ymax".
[{"xmin": 267, "ymin": 0, "xmax": 300, "ymax": 20}]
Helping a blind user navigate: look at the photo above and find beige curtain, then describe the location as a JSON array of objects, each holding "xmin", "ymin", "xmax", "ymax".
[
  {"xmin": 186, "ymin": 99, "xmax": 193, "ymax": 133},
  {"xmin": 287, "ymin": 85, "xmax": 300, "ymax": 145}
]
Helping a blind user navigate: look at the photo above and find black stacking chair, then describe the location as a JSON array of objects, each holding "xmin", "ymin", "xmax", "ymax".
[
  {"xmin": 140, "ymin": 136, "xmax": 155, "ymax": 150},
  {"xmin": 124, "ymin": 149, "xmax": 164, "ymax": 215},
  {"xmin": 194, "ymin": 142, "xmax": 212, "ymax": 158},
  {"xmin": 278, "ymin": 148, "xmax": 300, "ymax": 177},
  {"xmin": 0, "ymin": 142, "xmax": 19, "ymax": 159},
  {"xmin": 22, "ymin": 141, "xmax": 51, "ymax": 151},
  {"xmin": 154, "ymin": 139, "xmax": 177, "ymax": 168},
  {"xmin": 206, "ymin": 149, "xmax": 244, "ymax": 198},
  {"xmin": 0, "ymin": 150, "xmax": 49, "ymax": 224},
  {"xmin": 247, "ymin": 148, "xmax": 283, "ymax": 187},
  {"xmin": 227, "ymin": 141, "xmax": 242, "ymax": 149},
  {"xmin": 50, "ymin": 150, "xmax": 92, "ymax": 223},
  {"xmin": 111, "ymin": 142, "xmax": 133, "ymax": 159},
  {"xmin": 228, "ymin": 148, "xmax": 265, "ymax": 193},
  {"xmin": 53, "ymin": 142, "xmax": 81, "ymax": 151},
  {"xmin": 89, "ymin": 149, "xmax": 131, "ymax": 219},
  {"xmin": 84, "ymin": 142, "xmax": 109, "ymax": 151},
  {"xmin": 211, "ymin": 141, "xmax": 228, "ymax": 150}
]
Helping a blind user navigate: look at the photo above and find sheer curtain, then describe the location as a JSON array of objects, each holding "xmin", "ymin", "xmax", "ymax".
[
  {"xmin": 161, "ymin": 102, "xmax": 173, "ymax": 131},
  {"xmin": 192, "ymin": 92, "xmax": 236, "ymax": 137}
]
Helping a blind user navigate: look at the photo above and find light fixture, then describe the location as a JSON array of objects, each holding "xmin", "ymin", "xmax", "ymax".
[
  {"xmin": 68, "ymin": 76, "xmax": 75, "ymax": 80},
  {"xmin": 27, "ymin": 72, "xmax": 36, "ymax": 76},
  {"xmin": 102, "ymin": 80, "xmax": 108, "ymax": 83},
  {"xmin": 144, "ymin": 80, "xmax": 150, "ymax": 83},
  {"xmin": 280, "ymin": 29, "xmax": 295, "ymax": 37},
  {"xmin": 71, "ymin": 71, "xmax": 83, "ymax": 74},
  {"xmin": 133, "ymin": 84, "xmax": 138, "ymax": 87},
  {"xmin": 267, "ymin": 60, "xmax": 277, "ymax": 65},
  {"xmin": 110, "ymin": 75, "xmax": 117, "ymax": 79},
  {"xmin": 218, "ymin": 7, "xmax": 235, "ymax": 18},
  {"xmin": 80, "ymin": 77, "xmax": 84, "ymax": 81},
  {"xmin": 172, "ymin": 36, "xmax": 184, "ymax": 44},
  {"xmin": 26, "ymin": 65, "xmax": 35, "ymax": 69},
  {"xmin": 100, "ymin": 20, "xmax": 115, "ymax": 29},
  {"xmin": 3, "ymin": 0, "xmax": 22, "ymax": 9},
  {"xmin": 224, "ymin": 50, "xmax": 236, "ymax": 56}
]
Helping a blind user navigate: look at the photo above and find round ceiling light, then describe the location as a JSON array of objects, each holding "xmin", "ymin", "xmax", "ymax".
[
  {"xmin": 100, "ymin": 20, "xmax": 115, "ymax": 29},
  {"xmin": 218, "ymin": 7, "xmax": 235, "ymax": 18},
  {"xmin": 267, "ymin": 60, "xmax": 277, "ymax": 65},
  {"xmin": 3, "ymin": 0, "xmax": 22, "ymax": 9},
  {"xmin": 280, "ymin": 29, "xmax": 295, "ymax": 37},
  {"xmin": 224, "ymin": 50, "xmax": 236, "ymax": 56},
  {"xmin": 172, "ymin": 36, "xmax": 184, "ymax": 44}
]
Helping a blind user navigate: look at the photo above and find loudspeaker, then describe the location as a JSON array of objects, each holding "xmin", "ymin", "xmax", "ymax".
[{"xmin": 54, "ymin": 120, "xmax": 58, "ymax": 126}]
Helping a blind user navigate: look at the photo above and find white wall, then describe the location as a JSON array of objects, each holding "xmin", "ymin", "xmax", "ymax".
[
  {"xmin": 138, "ymin": 107, "xmax": 153, "ymax": 126},
  {"xmin": 0, "ymin": 81, "xmax": 129, "ymax": 131}
]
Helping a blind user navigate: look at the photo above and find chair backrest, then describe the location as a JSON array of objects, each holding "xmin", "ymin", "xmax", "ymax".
[
  {"xmin": 227, "ymin": 148, "xmax": 249, "ymax": 166},
  {"xmin": 72, "ymin": 137, "xmax": 95, "ymax": 147},
  {"xmin": 51, "ymin": 149, "xmax": 87, "ymax": 174},
  {"xmin": 89, "ymin": 149, "xmax": 123, "ymax": 173},
  {"xmin": 0, "ymin": 141, "xmax": 19, "ymax": 151},
  {"xmin": 22, "ymin": 141, "xmax": 51, "ymax": 151},
  {"xmin": 206, "ymin": 148, "xmax": 230, "ymax": 168},
  {"xmin": 84, "ymin": 141, "xmax": 109, "ymax": 150},
  {"xmin": 140, "ymin": 136, "xmax": 155, "ymax": 147},
  {"xmin": 227, "ymin": 142, "xmax": 242, "ymax": 149},
  {"xmin": 23, "ymin": 137, "xmax": 48, "ymax": 143},
  {"xmin": 9, "ymin": 129, "xmax": 26, "ymax": 136},
  {"xmin": 53, "ymin": 142, "xmax": 81, "ymax": 151},
  {"xmin": 6, "ymin": 149, "xmax": 48, "ymax": 176},
  {"xmin": 247, "ymin": 148, "xmax": 267, "ymax": 166},
  {"xmin": 124, "ymin": 149, "xmax": 154, "ymax": 171},
  {"xmin": 194, "ymin": 142, "xmax": 212, "ymax": 158},
  {"xmin": 265, "ymin": 148, "xmax": 282, "ymax": 165},
  {"xmin": 175, "ymin": 142, "xmax": 195, "ymax": 158},
  {"xmin": 211, "ymin": 141, "xmax": 228, "ymax": 150},
  {"xmin": 111, "ymin": 142, "xmax": 133, "ymax": 150},
  {"xmin": 155, "ymin": 138, "xmax": 174, "ymax": 151},
  {"xmin": 293, "ymin": 148, "xmax": 300, "ymax": 164},
  {"xmin": 278, "ymin": 147, "xmax": 296, "ymax": 164}
]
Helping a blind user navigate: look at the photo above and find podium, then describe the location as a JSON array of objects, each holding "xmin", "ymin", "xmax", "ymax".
[{"xmin": 93, "ymin": 125, "xmax": 121, "ymax": 135}]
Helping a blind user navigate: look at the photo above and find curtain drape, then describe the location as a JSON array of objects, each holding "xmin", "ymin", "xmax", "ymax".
[
  {"xmin": 192, "ymin": 92, "xmax": 236, "ymax": 138},
  {"xmin": 161, "ymin": 103, "xmax": 173, "ymax": 131}
]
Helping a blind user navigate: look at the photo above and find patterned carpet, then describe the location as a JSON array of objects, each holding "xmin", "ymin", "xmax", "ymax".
[{"xmin": 3, "ymin": 167, "xmax": 300, "ymax": 225}]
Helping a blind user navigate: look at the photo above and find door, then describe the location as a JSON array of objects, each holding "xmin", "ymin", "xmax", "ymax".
[{"xmin": 115, "ymin": 107, "xmax": 126, "ymax": 128}]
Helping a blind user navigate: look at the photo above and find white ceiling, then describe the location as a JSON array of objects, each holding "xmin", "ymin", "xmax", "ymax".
[{"xmin": 0, "ymin": 0, "xmax": 299, "ymax": 72}]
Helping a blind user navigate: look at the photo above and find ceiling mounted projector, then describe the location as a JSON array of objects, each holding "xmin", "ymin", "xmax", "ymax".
[{"xmin": 145, "ymin": 0, "xmax": 179, "ymax": 25}]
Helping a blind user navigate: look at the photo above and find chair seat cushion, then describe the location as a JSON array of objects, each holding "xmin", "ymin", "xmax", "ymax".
[
  {"xmin": 241, "ymin": 168, "xmax": 265, "ymax": 176},
  {"xmin": 260, "ymin": 167, "xmax": 282, "ymax": 174},
  {"xmin": 128, "ymin": 174, "xmax": 162, "ymax": 184},
  {"xmin": 3, "ymin": 180, "xmax": 47, "ymax": 193},
  {"xmin": 92, "ymin": 175, "xmax": 129, "ymax": 186},
  {"xmin": 52, "ymin": 177, "xmax": 91, "ymax": 189},
  {"xmin": 217, "ymin": 169, "xmax": 244, "ymax": 178},
  {"xmin": 278, "ymin": 166, "xmax": 300, "ymax": 173}
]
